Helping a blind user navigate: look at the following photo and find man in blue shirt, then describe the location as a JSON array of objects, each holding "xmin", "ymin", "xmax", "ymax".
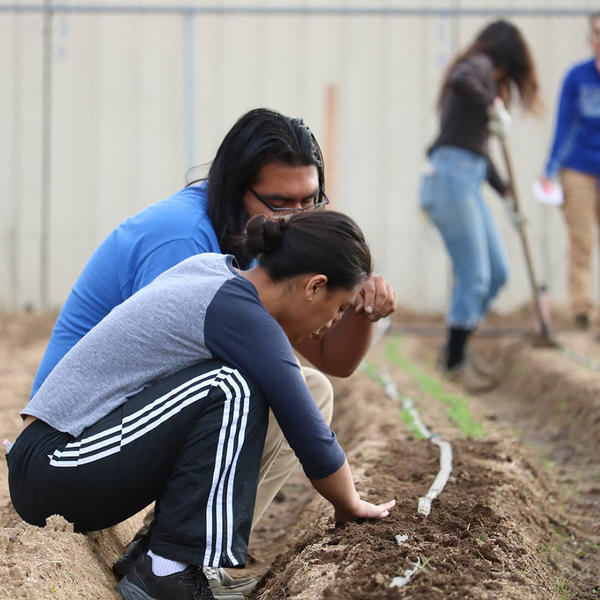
[
  {"xmin": 30, "ymin": 108, "xmax": 397, "ymax": 597},
  {"xmin": 541, "ymin": 13, "xmax": 600, "ymax": 330}
]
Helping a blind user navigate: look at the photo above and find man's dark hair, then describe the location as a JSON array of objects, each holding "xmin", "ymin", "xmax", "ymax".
[{"xmin": 204, "ymin": 108, "xmax": 324, "ymax": 267}]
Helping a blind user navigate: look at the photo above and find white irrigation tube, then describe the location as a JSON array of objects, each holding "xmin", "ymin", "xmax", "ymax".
[
  {"xmin": 361, "ymin": 327, "xmax": 456, "ymax": 585},
  {"xmin": 390, "ymin": 557, "xmax": 421, "ymax": 588},
  {"xmin": 362, "ymin": 363, "xmax": 453, "ymax": 588},
  {"xmin": 378, "ymin": 372, "xmax": 453, "ymax": 516},
  {"xmin": 417, "ymin": 436, "xmax": 453, "ymax": 517},
  {"xmin": 397, "ymin": 394, "xmax": 431, "ymax": 438},
  {"xmin": 559, "ymin": 344, "xmax": 600, "ymax": 373},
  {"xmin": 374, "ymin": 371, "xmax": 455, "ymax": 514}
]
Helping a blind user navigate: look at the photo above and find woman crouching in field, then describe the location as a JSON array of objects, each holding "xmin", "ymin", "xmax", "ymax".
[{"xmin": 7, "ymin": 210, "xmax": 395, "ymax": 600}]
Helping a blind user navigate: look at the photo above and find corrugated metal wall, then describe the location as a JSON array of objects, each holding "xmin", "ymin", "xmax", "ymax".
[{"xmin": 1, "ymin": 1, "xmax": 597, "ymax": 312}]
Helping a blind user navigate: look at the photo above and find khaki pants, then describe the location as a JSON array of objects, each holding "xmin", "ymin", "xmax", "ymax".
[
  {"xmin": 251, "ymin": 365, "xmax": 333, "ymax": 527},
  {"xmin": 560, "ymin": 168, "xmax": 600, "ymax": 317},
  {"xmin": 141, "ymin": 365, "xmax": 334, "ymax": 532}
]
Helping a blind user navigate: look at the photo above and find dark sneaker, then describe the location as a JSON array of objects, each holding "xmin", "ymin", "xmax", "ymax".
[
  {"xmin": 113, "ymin": 532, "xmax": 150, "ymax": 579},
  {"xmin": 116, "ymin": 553, "xmax": 216, "ymax": 600},
  {"xmin": 203, "ymin": 567, "xmax": 257, "ymax": 598}
]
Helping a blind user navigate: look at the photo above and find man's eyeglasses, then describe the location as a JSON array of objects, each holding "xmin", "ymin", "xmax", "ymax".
[{"xmin": 247, "ymin": 187, "xmax": 330, "ymax": 214}]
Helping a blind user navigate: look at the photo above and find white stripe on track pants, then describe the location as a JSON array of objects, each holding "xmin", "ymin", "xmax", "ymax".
[{"xmin": 7, "ymin": 360, "xmax": 268, "ymax": 567}]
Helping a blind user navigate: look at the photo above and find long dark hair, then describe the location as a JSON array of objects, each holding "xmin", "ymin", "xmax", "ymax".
[
  {"xmin": 438, "ymin": 20, "xmax": 540, "ymax": 112},
  {"xmin": 240, "ymin": 211, "xmax": 372, "ymax": 291},
  {"xmin": 203, "ymin": 108, "xmax": 325, "ymax": 267}
]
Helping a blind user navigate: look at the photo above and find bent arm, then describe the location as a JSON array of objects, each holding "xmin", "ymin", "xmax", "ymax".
[
  {"xmin": 295, "ymin": 309, "xmax": 374, "ymax": 377},
  {"xmin": 295, "ymin": 275, "xmax": 397, "ymax": 377},
  {"xmin": 485, "ymin": 156, "xmax": 509, "ymax": 197},
  {"xmin": 310, "ymin": 460, "xmax": 396, "ymax": 523}
]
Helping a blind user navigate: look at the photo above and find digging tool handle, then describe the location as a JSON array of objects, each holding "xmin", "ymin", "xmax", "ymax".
[{"xmin": 498, "ymin": 138, "xmax": 551, "ymax": 341}]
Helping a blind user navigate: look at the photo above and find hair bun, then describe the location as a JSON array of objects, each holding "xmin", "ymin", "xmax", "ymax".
[
  {"xmin": 262, "ymin": 217, "xmax": 287, "ymax": 249},
  {"xmin": 244, "ymin": 215, "xmax": 286, "ymax": 256}
]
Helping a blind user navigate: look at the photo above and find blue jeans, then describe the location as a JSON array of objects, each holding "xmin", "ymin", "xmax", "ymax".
[{"xmin": 420, "ymin": 146, "xmax": 509, "ymax": 329}]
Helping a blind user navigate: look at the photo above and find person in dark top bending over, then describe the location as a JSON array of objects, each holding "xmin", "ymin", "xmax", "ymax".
[{"xmin": 419, "ymin": 20, "xmax": 540, "ymax": 391}]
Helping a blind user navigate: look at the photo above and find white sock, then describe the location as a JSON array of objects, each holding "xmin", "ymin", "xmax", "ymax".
[{"xmin": 147, "ymin": 550, "xmax": 188, "ymax": 577}]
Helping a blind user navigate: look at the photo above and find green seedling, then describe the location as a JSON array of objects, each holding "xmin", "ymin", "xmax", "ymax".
[
  {"xmin": 362, "ymin": 360, "xmax": 383, "ymax": 384},
  {"xmin": 399, "ymin": 408, "xmax": 426, "ymax": 439},
  {"xmin": 384, "ymin": 337, "xmax": 484, "ymax": 439},
  {"xmin": 550, "ymin": 525, "xmax": 568, "ymax": 550},
  {"xmin": 556, "ymin": 576, "xmax": 570, "ymax": 600},
  {"xmin": 512, "ymin": 363, "xmax": 526, "ymax": 377},
  {"xmin": 421, "ymin": 556, "xmax": 433, "ymax": 568}
]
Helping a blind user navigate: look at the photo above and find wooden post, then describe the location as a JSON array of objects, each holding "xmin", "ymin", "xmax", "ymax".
[{"xmin": 323, "ymin": 84, "xmax": 338, "ymax": 207}]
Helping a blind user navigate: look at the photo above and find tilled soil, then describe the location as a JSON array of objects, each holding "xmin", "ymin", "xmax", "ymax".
[{"xmin": 0, "ymin": 314, "xmax": 599, "ymax": 599}]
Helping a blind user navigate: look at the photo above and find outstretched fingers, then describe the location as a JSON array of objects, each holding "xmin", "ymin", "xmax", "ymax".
[{"xmin": 365, "ymin": 498, "xmax": 397, "ymax": 519}]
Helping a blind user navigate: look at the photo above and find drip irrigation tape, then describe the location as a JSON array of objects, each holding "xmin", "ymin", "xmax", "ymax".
[
  {"xmin": 417, "ymin": 436, "xmax": 453, "ymax": 517},
  {"xmin": 398, "ymin": 395, "xmax": 431, "ymax": 439},
  {"xmin": 399, "ymin": 396, "xmax": 452, "ymax": 515},
  {"xmin": 363, "ymin": 365, "xmax": 453, "ymax": 516},
  {"xmin": 390, "ymin": 557, "xmax": 421, "ymax": 588},
  {"xmin": 559, "ymin": 344, "xmax": 600, "ymax": 373},
  {"xmin": 360, "ymin": 359, "xmax": 454, "ymax": 586}
]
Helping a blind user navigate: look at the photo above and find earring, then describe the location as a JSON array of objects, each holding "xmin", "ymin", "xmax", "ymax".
[{"xmin": 307, "ymin": 296, "xmax": 312, "ymax": 302}]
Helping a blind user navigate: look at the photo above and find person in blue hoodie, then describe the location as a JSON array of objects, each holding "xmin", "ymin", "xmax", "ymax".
[{"xmin": 541, "ymin": 13, "xmax": 600, "ymax": 330}]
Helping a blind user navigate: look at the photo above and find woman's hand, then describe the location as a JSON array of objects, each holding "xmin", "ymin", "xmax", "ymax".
[
  {"xmin": 334, "ymin": 498, "xmax": 396, "ymax": 524},
  {"xmin": 310, "ymin": 462, "xmax": 396, "ymax": 523},
  {"xmin": 487, "ymin": 96, "xmax": 511, "ymax": 139}
]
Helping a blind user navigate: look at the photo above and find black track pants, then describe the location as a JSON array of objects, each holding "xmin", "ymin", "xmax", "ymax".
[{"xmin": 7, "ymin": 361, "xmax": 268, "ymax": 567}]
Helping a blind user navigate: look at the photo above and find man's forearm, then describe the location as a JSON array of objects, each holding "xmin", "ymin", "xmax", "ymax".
[{"xmin": 295, "ymin": 310, "xmax": 374, "ymax": 377}]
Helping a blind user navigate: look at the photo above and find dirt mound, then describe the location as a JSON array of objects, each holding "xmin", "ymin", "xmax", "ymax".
[
  {"xmin": 0, "ymin": 513, "xmax": 121, "ymax": 599},
  {"xmin": 1, "ymin": 314, "xmax": 599, "ymax": 599},
  {"xmin": 255, "ymin": 335, "xmax": 599, "ymax": 599},
  {"xmin": 258, "ymin": 437, "xmax": 572, "ymax": 600}
]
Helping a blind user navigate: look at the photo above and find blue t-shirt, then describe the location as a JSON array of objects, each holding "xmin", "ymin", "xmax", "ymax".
[
  {"xmin": 31, "ymin": 182, "xmax": 220, "ymax": 397},
  {"xmin": 545, "ymin": 58, "xmax": 600, "ymax": 178},
  {"xmin": 24, "ymin": 254, "xmax": 345, "ymax": 480}
]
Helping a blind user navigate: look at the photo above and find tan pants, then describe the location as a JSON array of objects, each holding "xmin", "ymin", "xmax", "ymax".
[
  {"xmin": 560, "ymin": 168, "xmax": 600, "ymax": 317},
  {"xmin": 251, "ymin": 365, "xmax": 333, "ymax": 527},
  {"xmin": 141, "ymin": 365, "xmax": 333, "ymax": 532}
]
